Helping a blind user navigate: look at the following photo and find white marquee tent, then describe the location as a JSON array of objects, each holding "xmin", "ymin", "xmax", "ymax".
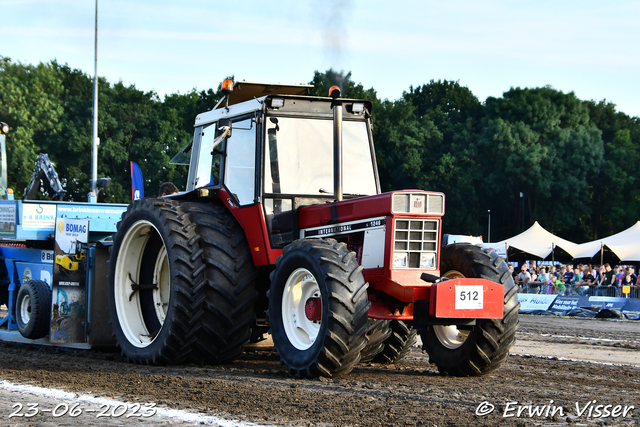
[
  {"xmin": 484, "ymin": 221, "xmax": 577, "ymax": 260},
  {"xmin": 569, "ymin": 221, "xmax": 640, "ymax": 262},
  {"xmin": 484, "ymin": 221, "xmax": 640, "ymax": 262}
]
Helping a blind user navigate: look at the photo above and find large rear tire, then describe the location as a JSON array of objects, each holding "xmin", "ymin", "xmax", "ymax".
[
  {"xmin": 108, "ymin": 198, "xmax": 258, "ymax": 366},
  {"xmin": 16, "ymin": 279, "xmax": 52, "ymax": 339},
  {"xmin": 268, "ymin": 239, "xmax": 370, "ymax": 378},
  {"xmin": 108, "ymin": 198, "xmax": 201, "ymax": 364},
  {"xmin": 421, "ymin": 244, "xmax": 519, "ymax": 376},
  {"xmin": 179, "ymin": 201, "xmax": 258, "ymax": 364}
]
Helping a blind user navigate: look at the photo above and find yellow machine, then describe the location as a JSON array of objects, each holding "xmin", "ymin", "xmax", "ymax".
[{"xmin": 55, "ymin": 240, "xmax": 87, "ymax": 273}]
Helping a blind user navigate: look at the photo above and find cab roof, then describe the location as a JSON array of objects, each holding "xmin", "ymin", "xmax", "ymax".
[
  {"xmin": 224, "ymin": 81, "xmax": 314, "ymax": 107},
  {"xmin": 194, "ymin": 81, "xmax": 369, "ymax": 127}
]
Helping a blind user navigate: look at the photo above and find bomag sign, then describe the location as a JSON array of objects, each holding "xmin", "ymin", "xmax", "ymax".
[
  {"xmin": 52, "ymin": 217, "xmax": 89, "ymax": 344},
  {"xmin": 58, "ymin": 220, "xmax": 87, "ymax": 237},
  {"xmin": 66, "ymin": 223, "xmax": 87, "ymax": 234}
]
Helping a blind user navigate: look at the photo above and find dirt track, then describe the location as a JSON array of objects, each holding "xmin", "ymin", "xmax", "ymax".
[{"xmin": 1, "ymin": 315, "xmax": 640, "ymax": 426}]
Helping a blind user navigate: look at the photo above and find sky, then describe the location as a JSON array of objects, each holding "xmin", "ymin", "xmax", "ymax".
[{"xmin": 1, "ymin": 0, "xmax": 639, "ymax": 117}]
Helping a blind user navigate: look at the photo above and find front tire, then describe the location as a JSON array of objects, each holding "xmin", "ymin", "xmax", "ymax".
[
  {"xmin": 16, "ymin": 279, "xmax": 52, "ymax": 339},
  {"xmin": 421, "ymin": 244, "xmax": 519, "ymax": 376},
  {"xmin": 268, "ymin": 239, "xmax": 370, "ymax": 378}
]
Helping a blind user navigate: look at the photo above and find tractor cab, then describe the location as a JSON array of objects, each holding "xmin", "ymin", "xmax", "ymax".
[{"xmin": 174, "ymin": 80, "xmax": 379, "ymax": 251}]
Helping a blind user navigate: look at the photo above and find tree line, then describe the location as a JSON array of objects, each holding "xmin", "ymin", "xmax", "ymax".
[{"xmin": 1, "ymin": 57, "xmax": 638, "ymax": 242}]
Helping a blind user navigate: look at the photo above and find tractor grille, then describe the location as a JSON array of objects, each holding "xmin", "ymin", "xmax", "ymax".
[
  {"xmin": 392, "ymin": 219, "xmax": 438, "ymax": 269},
  {"xmin": 392, "ymin": 193, "xmax": 444, "ymax": 215}
]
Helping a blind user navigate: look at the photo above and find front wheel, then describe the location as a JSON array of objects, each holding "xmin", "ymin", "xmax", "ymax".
[
  {"xmin": 268, "ymin": 239, "xmax": 370, "ymax": 378},
  {"xmin": 421, "ymin": 244, "xmax": 519, "ymax": 376}
]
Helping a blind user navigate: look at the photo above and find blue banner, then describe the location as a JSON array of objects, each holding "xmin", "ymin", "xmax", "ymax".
[
  {"xmin": 130, "ymin": 161, "xmax": 144, "ymax": 201},
  {"xmin": 518, "ymin": 294, "xmax": 558, "ymax": 312},
  {"xmin": 622, "ymin": 299, "xmax": 640, "ymax": 320},
  {"xmin": 587, "ymin": 296, "xmax": 628, "ymax": 311},
  {"xmin": 548, "ymin": 296, "xmax": 592, "ymax": 314},
  {"xmin": 524, "ymin": 294, "xmax": 640, "ymax": 319}
]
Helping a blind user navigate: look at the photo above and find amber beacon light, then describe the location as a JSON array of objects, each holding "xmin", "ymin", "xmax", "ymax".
[
  {"xmin": 328, "ymin": 85, "xmax": 341, "ymax": 98},
  {"xmin": 221, "ymin": 79, "xmax": 234, "ymax": 94}
]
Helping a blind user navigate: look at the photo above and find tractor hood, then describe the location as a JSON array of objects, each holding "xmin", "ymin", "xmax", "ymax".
[{"xmin": 298, "ymin": 190, "xmax": 445, "ymax": 231}]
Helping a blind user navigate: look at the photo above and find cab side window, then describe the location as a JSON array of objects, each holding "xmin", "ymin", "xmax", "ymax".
[
  {"xmin": 224, "ymin": 118, "xmax": 256, "ymax": 205},
  {"xmin": 194, "ymin": 122, "xmax": 224, "ymax": 188}
]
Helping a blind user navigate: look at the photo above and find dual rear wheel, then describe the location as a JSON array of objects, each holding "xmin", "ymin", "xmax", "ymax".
[{"xmin": 107, "ymin": 198, "xmax": 258, "ymax": 365}]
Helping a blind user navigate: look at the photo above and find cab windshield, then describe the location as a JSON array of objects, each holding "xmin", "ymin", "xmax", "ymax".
[{"xmin": 264, "ymin": 117, "xmax": 377, "ymax": 196}]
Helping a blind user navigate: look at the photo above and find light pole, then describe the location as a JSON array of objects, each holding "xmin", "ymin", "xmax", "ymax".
[
  {"xmin": 520, "ymin": 192, "xmax": 524, "ymax": 231},
  {"xmin": 487, "ymin": 209, "xmax": 491, "ymax": 243},
  {"xmin": 0, "ymin": 122, "xmax": 8, "ymax": 198},
  {"xmin": 90, "ymin": 0, "xmax": 99, "ymax": 202}
]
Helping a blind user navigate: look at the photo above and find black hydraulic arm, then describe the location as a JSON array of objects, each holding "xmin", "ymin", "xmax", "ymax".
[{"xmin": 23, "ymin": 153, "xmax": 67, "ymax": 201}]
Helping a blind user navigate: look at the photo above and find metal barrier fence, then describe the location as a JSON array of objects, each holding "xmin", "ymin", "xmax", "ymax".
[{"xmin": 517, "ymin": 282, "xmax": 640, "ymax": 298}]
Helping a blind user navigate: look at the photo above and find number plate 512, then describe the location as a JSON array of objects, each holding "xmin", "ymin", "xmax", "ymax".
[{"xmin": 455, "ymin": 285, "xmax": 484, "ymax": 310}]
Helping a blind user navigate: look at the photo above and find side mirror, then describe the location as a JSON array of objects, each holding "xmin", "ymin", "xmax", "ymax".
[{"xmin": 96, "ymin": 178, "xmax": 111, "ymax": 189}]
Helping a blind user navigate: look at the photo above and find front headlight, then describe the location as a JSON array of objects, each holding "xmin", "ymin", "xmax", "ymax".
[
  {"xmin": 392, "ymin": 252, "xmax": 408, "ymax": 268},
  {"xmin": 420, "ymin": 252, "xmax": 436, "ymax": 269},
  {"xmin": 392, "ymin": 218, "xmax": 439, "ymax": 269}
]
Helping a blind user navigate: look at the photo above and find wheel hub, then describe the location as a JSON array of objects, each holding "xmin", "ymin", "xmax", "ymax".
[
  {"xmin": 282, "ymin": 268, "xmax": 322, "ymax": 350},
  {"xmin": 433, "ymin": 324, "xmax": 470, "ymax": 349},
  {"xmin": 20, "ymin": 294, "xmax": 31, "ymax": 324},
  {"xmin": 304, "ymin": 297, "xmax": 322, "ymax": 321},
  {"xmin": 434, "ymin": 269, "xmax": 472, "ymax": 349}
]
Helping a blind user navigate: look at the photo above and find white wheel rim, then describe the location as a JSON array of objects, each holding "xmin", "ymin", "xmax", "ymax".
[
  {"xmin": 20, "ymin": 294, "xmax": 31, "ymax": 325},
  {"xmin": 434, "ymin": 269, "xmax": 470, "ymax": 350},
  {"xmin": 114, "ymin": 220, "xmax": 171, "ymax": 348},
  {"xmin": 282, "ymin": 268, "xmax": 321, "ymax": 350},
  {"xmin": 433, "ymin": 324, "xmax": 469, "ymax": 349},
  {"xmin": 153, "ymin": 245, "xmax": 170, "ymax": 323}
]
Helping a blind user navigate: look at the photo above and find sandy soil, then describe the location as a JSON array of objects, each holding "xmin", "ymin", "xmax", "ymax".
[{"xmin": 0, "ymin": 315, "xmax": 639, "ymax": 426}]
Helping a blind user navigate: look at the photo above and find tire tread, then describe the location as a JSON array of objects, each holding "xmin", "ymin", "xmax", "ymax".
[
  {"xmin": 268, "ymin": 238, "xmax": 370, "ymax": 378},
  {"xmin": 421, "ymin": 243, "xmax": 519, "ymax": 376}
]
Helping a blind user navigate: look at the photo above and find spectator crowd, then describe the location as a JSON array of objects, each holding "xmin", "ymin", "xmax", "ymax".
[{"xmin": 509, "ymin": 262, "xmax": 639, "ymax": 298}]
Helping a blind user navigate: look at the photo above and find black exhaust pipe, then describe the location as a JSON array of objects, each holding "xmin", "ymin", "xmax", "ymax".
[{"xmin": 330, "ymin": 86, "xmax": 343, "ymax": 202}]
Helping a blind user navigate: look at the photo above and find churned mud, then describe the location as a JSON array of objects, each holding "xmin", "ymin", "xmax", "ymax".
[{"xmin": 0, "ymin": 315, "xmax": 639, "ymax": 426}]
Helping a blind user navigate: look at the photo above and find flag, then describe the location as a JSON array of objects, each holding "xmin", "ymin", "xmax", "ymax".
[{"xmin": 130, "ymin": 161, "xmax": 144, "ymax": 201}]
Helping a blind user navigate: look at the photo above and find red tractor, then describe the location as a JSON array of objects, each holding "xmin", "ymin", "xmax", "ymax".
[{"xmin": 107, "ymin": 80, "xmax": 518, "ymax": 377}]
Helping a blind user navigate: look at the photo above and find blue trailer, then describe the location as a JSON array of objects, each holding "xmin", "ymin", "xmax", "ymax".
[{"xmin": 0, "ymin": 199, "xmax": 127, "ymax": 348}]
